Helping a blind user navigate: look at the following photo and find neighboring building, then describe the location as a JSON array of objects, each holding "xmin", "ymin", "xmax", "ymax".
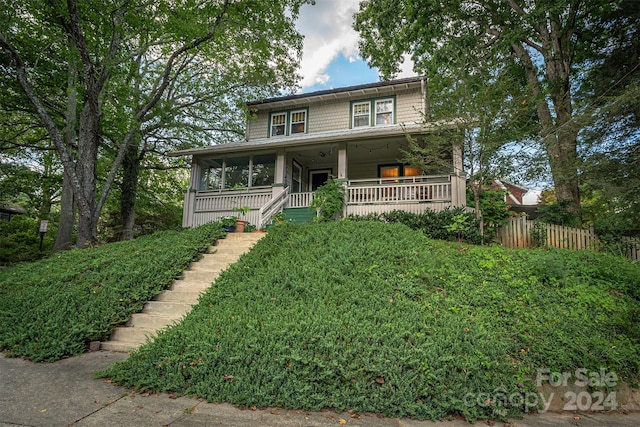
[
  {"xmin": 0, "ymin": 204, "xmax": 26, "ymax": 221},
  {"xmin": 170, "ymin": 77, "xmax": 466, "ymax": 228},
  {"xmin": 492, "ymin": 179, "xmax": 529, "ymax": 206}
]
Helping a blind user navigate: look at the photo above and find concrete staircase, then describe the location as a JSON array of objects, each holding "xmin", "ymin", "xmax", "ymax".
[{"xmin": 100, "ymin": 232, "xmax": 265, "ymax": 352}]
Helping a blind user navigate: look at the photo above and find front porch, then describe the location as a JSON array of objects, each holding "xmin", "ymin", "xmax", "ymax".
[
  {"xmin": 186, "ymin": 173, "xmax": 465, "ymax": 229},
  {"xmin": 174, "ymin": 123, "xmax": 467, "ymax": 229}
]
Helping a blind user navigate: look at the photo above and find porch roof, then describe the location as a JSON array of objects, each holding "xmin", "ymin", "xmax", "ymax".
[{"xmin": 168, "ymin": 122, "xmax": 426, "ymax": 157}]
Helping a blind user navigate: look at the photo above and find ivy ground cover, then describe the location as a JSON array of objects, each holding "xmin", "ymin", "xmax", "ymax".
[
  {"xmin": 0, "ymin": 223, "xmax": 224, "ymax": 362},
  {"xmin": 101, "ymin": 221, "xmax": 640, "ymax": 421}
]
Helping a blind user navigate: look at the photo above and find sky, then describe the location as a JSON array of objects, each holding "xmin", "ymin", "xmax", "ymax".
[{"xmin": 294, "ymin": 0, "xmax": 416, "ymax": 94}]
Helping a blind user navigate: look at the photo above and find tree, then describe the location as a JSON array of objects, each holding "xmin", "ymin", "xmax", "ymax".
[
  {"xmin": 401, "ymin": 51, "xmax": 533, "ymax": 238},
  {"xmin": 355, "ymin": 0, "xmax": 629, "ymax": 222},
  {"xmin": 1, "ymin": 0, "xmax": 307, "ymax": 247}
]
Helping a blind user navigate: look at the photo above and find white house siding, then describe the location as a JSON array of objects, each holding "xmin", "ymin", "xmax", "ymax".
[
  {"xmin": 395, "ymin": 89, "xmax": 424, "ymax": 124},
  {"xmin": 246, "ymin": 114, "xmax": 269, "ymax": 140},
  {"xmin": 245, "ymin": 88, "xmax": 424, "ymax": 140},
  {"xmin": 347, "ymin": 159, "xmax": 380, "ymax": 180},
  {"xmin": 307, "ymin": 99, "xmax": 350, "ymax": 133}
]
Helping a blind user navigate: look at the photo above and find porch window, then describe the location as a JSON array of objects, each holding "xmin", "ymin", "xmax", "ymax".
[
  {"xmin": 203, "ymin": 159, "xmax": 223, "ymax": 190},
  {"xmin": 271, "ymin": 113, "xmax": 286, "ymax": 137},
  {"xmin": 403, "ymin": 166, "xmax": 423, "ymax": 176},
  {"xmin": 225, "ymin": 156, "xmax": 250, "ymax": 188},
  {"xmin": 201, "ymin": 154, "xmax": 276, "ymax": 190},
  {"xmin": 380, "ymin": 165, "xmax": 400, "ymax": 179},
  {"xmin": 290, "ymin": 110, "xmax": 306, "ymax": 134},
  {"xmin": 352, "ymin": 102, "xmax": 370, "ymax": 128},
  {"xmin": 375, "ymin": 99, "xmax": 393, "ymax": 125},
  {"xmin": 379, "ymin": 164, "xmax": 423, "ymax": 180},
  {"xmin": 251, "ymin": 153, "xmax": 276, "ymax": 187}
]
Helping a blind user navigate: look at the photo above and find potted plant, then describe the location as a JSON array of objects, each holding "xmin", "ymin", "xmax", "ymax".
[
  {"xmin": 232, "ymin": 205, "xmax": 251, "ymax": 233},
  {"xmin": 220, "ymin": 216, "xmax": 237, "ymax": 232}
]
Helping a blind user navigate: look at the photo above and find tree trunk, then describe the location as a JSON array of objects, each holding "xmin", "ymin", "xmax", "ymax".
[
  {"xmin": 54, "ymin": 52, "xmax": 78, "ymax": 252},
  {"xmin": 511, "ymin": 38, "xmax": 582, "ymax": 222},
  {"xmin": 75, "ymin": 103, "xmax": 99, "ymax": 248},
  {"xmin": 119, "ymin": 144, "xmax": 141, "ymax": 240},
  {"xmin": 54, "ymin": 175, "xmax": 76, "ymax": 251}
]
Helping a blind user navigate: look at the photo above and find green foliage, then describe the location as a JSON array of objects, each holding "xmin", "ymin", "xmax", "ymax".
[
  {"xmin": 349, "ymin": 208, "xmax": 482, "ymax": 244},
  {"xmin": 0, "ymin": 215, "xmax": 56, "ymax": 265},
  {"xmin": 232, "ymin": 205, "xmax": 251, "ymax": 218},
  {"xmin": 101, "ymin": 222, "xmax": 640, "ymax": 421},
  {"xmin": 530, "ymin": 221, "xmax": 547, "ymax": 248},
  {"xmin": 219, "ymin": 216, "xmax": 237, "ymax": 227},
  {"xmin": 310, "ymin": 177, "xmax": 345, "ymax": 222},
  {"xmin": 271, "ymin": 211, "xmax": 286, "ymax": 224},
  {"xmin": 536, "ymin": 201, "xmax": 581, "ymax": 227},
  {"xmin": 0, "ymin": 223, "xmax": 224, "ymax": 362},
  {"xmin": 468, "ymin": 188, "xmax": 511, "ymax": 241}
]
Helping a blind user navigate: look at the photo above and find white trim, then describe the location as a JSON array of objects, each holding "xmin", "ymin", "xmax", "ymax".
[
  {"xmin": 270, "ymin": 112, "xmax": 286, "ymax": 137},
  {"xmin": 292, "ymin": 160, "xmax": 303, "ymax": 193},
  {"xmin": 289, "ymin": 109, "xmax": 307, "ymax": 135},
  {"xmin": 352, "ymin": 101, "xmax": 370, "ymax": 128},
  {"xmin": 375, "ymin": 98, "xmax": 394, "ymax": 126}
]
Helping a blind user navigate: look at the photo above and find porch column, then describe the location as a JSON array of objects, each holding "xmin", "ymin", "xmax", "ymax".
[
  {"xmin": 337, "ymin": 142, "xmax": 348, "ymax": 217},
  {"xmin": 337, "ymin": 142, "xmax": 348, "ymax": 180},
  {"xmin": 451, "ymin": 142, "xmax": 466, "ymax": 208},
  {"xmin": 183, "ymin": 160, "xmax": 200, "ymax": 227},
  {"xmin": 273, "ymin": 148, "xmax": 286, "ymax": 198}
]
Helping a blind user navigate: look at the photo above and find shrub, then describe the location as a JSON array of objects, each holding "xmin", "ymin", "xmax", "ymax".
[
  {"xmin": 310, "ymin": 177, "xmax": 345, "ymax": 222},
  {"xmin": 101, "ymin": 222, "xmax": 640, "ymax": 421},
  {"xmin": 0, "ymin": 215, "xmax": 55, "ymax": 265},
  {"xmin": 0, "ymin": 223, "xmax": 225, "ymax": 361},
  {"xmin": 348, "ymin": 208, "xmax": 482, "ymax": 244}
]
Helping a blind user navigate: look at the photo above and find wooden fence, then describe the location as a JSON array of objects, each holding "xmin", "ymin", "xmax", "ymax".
[{"xmin": 498, "ymin": 216, "xmax": 639, "ymax": 262}]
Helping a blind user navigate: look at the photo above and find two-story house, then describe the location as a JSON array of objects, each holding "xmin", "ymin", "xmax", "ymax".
[{"xmin": 169, "ymin": 76, "xmax": 466, "ymax": 229}]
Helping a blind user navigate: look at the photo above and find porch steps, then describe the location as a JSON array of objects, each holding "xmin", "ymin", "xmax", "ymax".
[
  {"xmin": 283, "ymin": 207, "xmax": 316, "ymax": 224},
  {"xmin": 100, "ymin": 232, "xmax": 265, "ymax": 353}
]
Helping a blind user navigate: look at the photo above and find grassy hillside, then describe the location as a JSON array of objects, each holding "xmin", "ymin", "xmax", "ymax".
[
  {"xmin": 101, "ymin": 221, "xmax": 640, "ymax": 421},
  {"xmin": 0, "ymin": 224, "xmax": 224, "ymax": 362}
]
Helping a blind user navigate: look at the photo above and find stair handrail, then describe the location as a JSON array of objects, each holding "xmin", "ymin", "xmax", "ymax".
[{"xmin": 258, "ymin": 187, "xmax": 289, "ymax": 229}]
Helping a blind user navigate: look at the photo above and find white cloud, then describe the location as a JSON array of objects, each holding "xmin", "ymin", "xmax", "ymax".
[
  {"xmin": 295, "ymin": 0, "xmax": 418, "ymax": 90},
  {"xmin": 295, "ymin": 0, "xmax": 367, "ymax": 89}
]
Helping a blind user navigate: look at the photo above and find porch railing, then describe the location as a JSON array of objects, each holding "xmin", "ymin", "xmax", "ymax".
[
  {"xmin": 188, "ymin": 176, "xmax": 455, "ymax": 227},
  {"xmin": 192, "ymin": 188, "xmax": 272, "ymax": 227},
  {"xmin": 258, "ymin": 187, "xmax": 289, "ymax": 229},
  {"xmin": 347, "ymin": 176, "xmax": 451, "ymax": 204},
  {"xmin": 289, "ymin": 192, "xmax": 314, "ymax": 208},
  {"xmin": 194, "ymin": 188, "xmax": 272, "ymax": 213}
]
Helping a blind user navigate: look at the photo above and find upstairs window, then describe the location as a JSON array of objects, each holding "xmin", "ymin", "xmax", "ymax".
[
  {"xmin": 290, "ymin": 110, "xmax": 306, "ymax": 134},
  {"xmin": 352, "ymin": 102, "xmax": 370, "ymax": 128},
  {"xmin": 269, "ymin": 109, "xmax": 308, "ymax": 137},
  {"xmin": 375, "ymin": 99, "xmax": 393, "ymax": 125},
  {"xmin": 270, "ymin": 113, "xmax": 286, "ymax": 136},
  {"xmin": 352, "ymin": 97, "xmax": 395, "ymax": 128}
]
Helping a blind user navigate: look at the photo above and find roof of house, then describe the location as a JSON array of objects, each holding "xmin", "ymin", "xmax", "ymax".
[
  {"xmin": 0, "ymin": 203, "xmax": 26, "ymax": 215},
  {"xmin": 247, "ymin": 76, "xmax": 425, "ymax": 110},
  {"xmin": 168, "ymin": 122, "xmax": 425, "ymax": 157}
]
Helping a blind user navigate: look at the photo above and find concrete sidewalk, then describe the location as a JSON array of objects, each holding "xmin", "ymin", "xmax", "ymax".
[{"xmin": 1, "ymin": 352, "xmax": 639, "ymax": 427}]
